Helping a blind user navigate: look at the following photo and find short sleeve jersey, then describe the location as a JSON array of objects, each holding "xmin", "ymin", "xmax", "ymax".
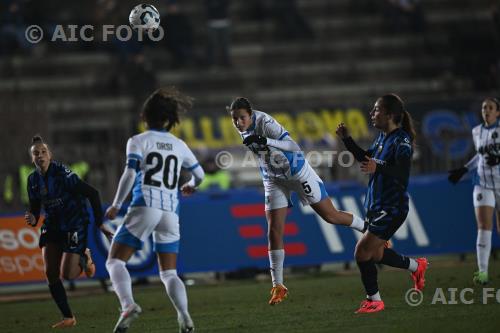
[{"xmin": 126, "ymin": 130, "xmax": 200, "ymax": 212}]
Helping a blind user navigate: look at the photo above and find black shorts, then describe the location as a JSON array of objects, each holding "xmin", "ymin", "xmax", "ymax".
[
  {"xmin": 39, "ymin": 224, "xmax": 88, "ymax": 255},
  {"xmin": 365, "ymin": 210, "xmax": 408, "ymax": 241}
]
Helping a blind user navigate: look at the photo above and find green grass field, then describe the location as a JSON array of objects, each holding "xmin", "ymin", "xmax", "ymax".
[{"xmin": 2, "ymin": 259, "xmax": 500, "ymax": 333}]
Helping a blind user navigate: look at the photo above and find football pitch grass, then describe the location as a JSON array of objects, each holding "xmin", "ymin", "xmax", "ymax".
[{"xmin": 1, "ymin": 259, "xmax": 499, "ymax": 333}]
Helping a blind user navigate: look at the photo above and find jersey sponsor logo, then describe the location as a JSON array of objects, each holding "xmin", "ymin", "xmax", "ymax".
[
  {"xmin": 156, "ymin": 142, "xmax": 173, "ymax": 151},
  {"xmin": 478, "ymin": 143, "xmax": 500, "ymax": 155},
  {"xmin": 43, "ymin": 198, "xmax": 64, "ymax": 209},
  {"xmin": 373, "ymin": 158, "xmax": 386, "ymax": 165}
]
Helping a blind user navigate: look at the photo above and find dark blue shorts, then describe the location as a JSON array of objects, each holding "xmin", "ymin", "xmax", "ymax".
[
  {"xmin": 366, "ymin": 210, "xmax": 408, "ymax": 241},
  {"xmin": 39, "ymin": 224, "xmax": 88, "ymax": 255}
]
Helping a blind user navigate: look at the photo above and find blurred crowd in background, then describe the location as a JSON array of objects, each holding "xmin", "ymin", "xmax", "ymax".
[{"xmin": 0, "ymin": 0, "xmax": 499, "ymax": 211}]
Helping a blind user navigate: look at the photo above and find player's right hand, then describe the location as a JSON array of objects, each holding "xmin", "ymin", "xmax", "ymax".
[
  {"xmin": 180, "ymin": 184, "xmax": 196, "ymax": 197},
  {"xmin": 105, "ymin": 206, "xmax": 119, "ymax": 220},
  {"xmin": 24, "ymin": 212, "xmax": 37, "ymax": 227},
  {"xmin": 447, "ymin": 166, "xmax": 468, "ymax": 184},
  {"xmin": 335, "ymin": 123, "xmax": 349, "ymax": 139}
]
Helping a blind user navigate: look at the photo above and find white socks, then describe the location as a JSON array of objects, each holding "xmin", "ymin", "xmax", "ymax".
[
  {"xmin": 350, "ymin": 215, "xmax": 366, "ymax": 232},
  {"xmin": 269, "ymin": 249, "xmax": 285, "ymax": 286},
  {"xmin": 477, "ymin": 229, "xmax": 492, "ymax": 273},
  {"xmin": 106, "ymin": 258, "xmax": 135, "ymax": 311},
  {"xmin": 368, "ymin": 291, "xmax": 382, "ymax": 301},
  {"xmin": 159, "ymin": 269, "xmax": 191, "ymax": 323},
  {"xmin": 408, "ymin": 258, "xmax": 418, "ymax": 272}
]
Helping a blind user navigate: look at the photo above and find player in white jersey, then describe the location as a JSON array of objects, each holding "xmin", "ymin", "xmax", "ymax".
[
  {"xmin": 105, "ymin": 88, "xmax": 204, "ymax": 333},
  {"xmin": 448, "ymin": 97, "xmax": 500, "ymax": 285},
  {"xmin": 229, "ymin": 97, "xmax": 367, "ymax": 305}
]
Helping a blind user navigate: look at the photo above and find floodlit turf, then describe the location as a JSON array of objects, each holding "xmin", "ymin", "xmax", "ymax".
[{"xmin": 1, "ymin": 259, "xmax": 500, "ymax": 333}]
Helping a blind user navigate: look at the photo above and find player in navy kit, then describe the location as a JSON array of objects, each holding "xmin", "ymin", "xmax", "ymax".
[
  {"xmin": 448, "ymin": 97, "xmax": 500, "ymax": 285},
  {"xmin": 25, "ymin": 135, "xmax": 113, "ymax": 328},
  {"xmin": 336, "ymin": 94, "xmax": 428, "ymax": 313}
]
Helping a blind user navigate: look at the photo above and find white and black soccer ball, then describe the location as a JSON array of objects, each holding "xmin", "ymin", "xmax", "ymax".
[{"xmin": 129, "ymin": 4, "xmax": 161, "ymax": 31}]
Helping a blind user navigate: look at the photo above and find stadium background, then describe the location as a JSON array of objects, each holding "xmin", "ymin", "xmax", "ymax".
[{"xmin": 1, "ymin": 0, "xmax": 500, "ymax": 331}]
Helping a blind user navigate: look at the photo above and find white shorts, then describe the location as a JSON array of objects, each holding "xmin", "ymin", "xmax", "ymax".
[
  {"xmin": 473, "ymin": 185, "xmax": 500, "ymax": 209},
  {"xmin": 113, "ymin": 206, "xmax": 180, "ymax": 253},
  {"xmin": 264, "ymin": 163, "xmax": 328, "ymax": 211}
]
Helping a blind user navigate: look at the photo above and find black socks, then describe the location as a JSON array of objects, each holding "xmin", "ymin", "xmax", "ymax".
[{"xmin": 49, "ymin": 280, "xmax": 73, "ymax": 318}]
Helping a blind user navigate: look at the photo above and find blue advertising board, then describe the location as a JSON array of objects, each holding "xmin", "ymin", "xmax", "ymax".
[{"xmin": 81, "ymin": 175, "xmax": 498, "ymax": 279}]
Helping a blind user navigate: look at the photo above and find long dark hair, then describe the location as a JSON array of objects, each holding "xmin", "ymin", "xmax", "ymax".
[
  {"xmin": 380, "ymin": 93, "xmax": 416, "ymax": 145},
  {"xmin": 141, "ymin": 87, "xmax": 193, "ymax": 131}
]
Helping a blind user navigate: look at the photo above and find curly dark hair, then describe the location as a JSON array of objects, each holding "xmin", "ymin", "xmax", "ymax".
[{"xmin": 141, "ymin": 87, "xmax": 193, "ymax": 131}]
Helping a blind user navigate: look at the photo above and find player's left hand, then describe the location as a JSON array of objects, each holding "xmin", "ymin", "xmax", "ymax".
[
  {"xmin": 99, "ymin": 224, "xmax": 114, "ymax": 241},
  {"xmin": 360, "ymin": 156, "xmax": 377, "ymax": 174},
  {"xmin": 181, "ymin": 184, "xmax": 196, "ymax": 196},
  {"xmin": 243, "ymin": 135, "xmax": 267, "ymax": 146},
  {"xmin": 105, "ymin": 206, "xmax": 119, "ymax": 220}
]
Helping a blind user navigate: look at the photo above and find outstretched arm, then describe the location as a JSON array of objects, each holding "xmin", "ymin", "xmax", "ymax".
[
  {"xmin": 448, "ymin": 154, "xmax": 478, "ymax": 184},
  {"xmin": 336, "ymin": 122, "xmax": 369, "ymax": 162}
]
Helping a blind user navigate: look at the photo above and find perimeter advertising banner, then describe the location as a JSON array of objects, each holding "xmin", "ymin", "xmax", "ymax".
[{"xmin": 1, "ymin": 176, "xmax": 497, "ymax": 284}]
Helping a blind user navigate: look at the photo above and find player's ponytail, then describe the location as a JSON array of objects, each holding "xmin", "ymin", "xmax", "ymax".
[
  {"xmin": 29, "ymin": 134, "xmax": 51, "ymax": 156},
  {"xmin": 401, "ymin": 110, "xmax": 417, "ymax": 145},
  {"xmin": 380, "ymin": 93, "xmax": 416, "ymax": 146},
  {"xmin": 142, "ymin": 87, "xmax": 193, "ymax": 131},
  {"xmin": 31, "ymin": 135, "xmax": 44, "ymax": 145}
]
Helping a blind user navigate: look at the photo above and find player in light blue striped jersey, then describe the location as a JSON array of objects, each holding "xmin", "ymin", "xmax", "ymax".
[
  {"xmin": 448, "ymin": 97, "xmax": 500, "ymax": 285},
  {"xmin": 229, "ymin": 97, "xmax": 367, "ymax": 305},
  {"xmin": 105, "ymin": 87, "xmax": 204, "ymax": 333}
]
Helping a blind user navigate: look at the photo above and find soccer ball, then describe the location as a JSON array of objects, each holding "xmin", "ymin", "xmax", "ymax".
[{"xmin": 129, "ymin": 4, "xmax": 161, "ymax": 31}]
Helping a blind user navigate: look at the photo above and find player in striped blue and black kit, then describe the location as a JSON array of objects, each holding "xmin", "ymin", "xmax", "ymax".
[
  {"xmin": 337, "ymin": 94, "xmax": 428, "ymax": 313},
  {"xmin": 25, "ymin": 135, "xmax": 113, "ymax": 328}
]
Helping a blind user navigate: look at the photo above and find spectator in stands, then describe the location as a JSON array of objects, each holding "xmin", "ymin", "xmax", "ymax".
[
  {"xmin": 271, "ymin": 0, "xmax": 315, "ymax": 41},
  {"xmin": 382, "ymin": 0, "xmax": 426, "ymax": 33},
  {"xmin": 164, "ymin": 0, "xmax": 197, "ymax": 68},
  {"xmin": 204, "ymin": 0, "xmax": 232, "ymax": 68},
  {"xmin": 124, "ymin": 53, "xmax": 158, "ymax": 133},
  {"xmin": 198, "ymin": 156, "xmax": 231, "ymax": 191},
  {"xmin": 0, "ymin": 0, "xmax": 34, "ymax": 56}
]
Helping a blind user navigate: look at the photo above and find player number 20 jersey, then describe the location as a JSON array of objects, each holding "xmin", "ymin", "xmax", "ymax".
[{"xmin": 127, "ymin": 130, "xmax": 200, "ymax": 211}]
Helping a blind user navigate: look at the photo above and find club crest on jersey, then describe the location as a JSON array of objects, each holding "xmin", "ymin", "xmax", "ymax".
[
  {"xmin": 378, "ymin": 145, "xmax": 383, "ymax": 153},
  {"xmin": 492, "ymin": 132, "xmax": 498, "ymax": 139}
]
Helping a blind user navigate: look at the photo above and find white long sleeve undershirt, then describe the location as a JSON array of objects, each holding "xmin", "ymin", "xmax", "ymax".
[
  {"xmin": 111, "ymin": 167, "xmax": 137, "ymax": 209},
  {"xmin": 266, "ymin": 136, "xmax": 300, "ymax": 152}
]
